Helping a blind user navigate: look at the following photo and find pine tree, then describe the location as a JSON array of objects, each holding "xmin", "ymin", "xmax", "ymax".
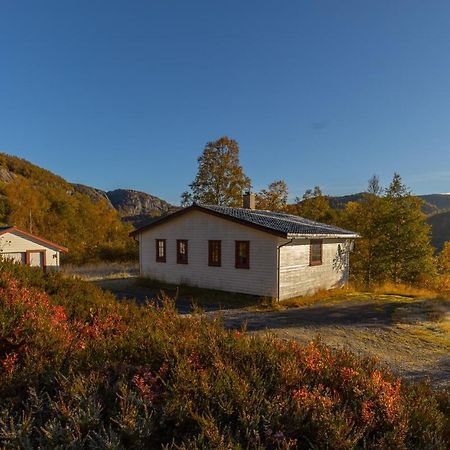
[
  {"xmin": 382, "ymin": 173, "xmax": 435, "ymax": 283},
  {"xmin": 342, "ymin": 174, "xmax": 435, "ymax": 286}
]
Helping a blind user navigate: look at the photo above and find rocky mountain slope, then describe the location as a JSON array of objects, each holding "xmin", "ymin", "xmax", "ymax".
[
  {"xmin": 72, "ymin": 184, "xmax": 175, "ymax": 227},
  {"xmin": 72, "ymin": 183, "xmax": 113, "ymax": 207}
]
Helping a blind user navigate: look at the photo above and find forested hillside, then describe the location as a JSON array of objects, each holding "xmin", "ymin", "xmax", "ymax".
[
  {"xmin": 0, "ymin": 153, "xmax": 136, "ymax": 263},
  {"xmin": 428, "ymin": 211, "xmax": 450, "ymax": 251}
]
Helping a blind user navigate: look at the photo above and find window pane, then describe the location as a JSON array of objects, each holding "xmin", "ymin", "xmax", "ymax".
[
  {"xmin": 209, "ymin": 241, "xmax": 221, "ymax": 266},
  {"xmin": 156, "ymin": 239, "xmax": 166, "ymax": 262},
  {"xmin": 235, "ymin": 241, "xmax": 249, "ymax": 268},
  {"xmin": 177, "ymin": 240, "xmax": 188, "ymax": 264},
  {"xmin": 310, "ymin": 240, "xmax": 322, "ymax": 265}
]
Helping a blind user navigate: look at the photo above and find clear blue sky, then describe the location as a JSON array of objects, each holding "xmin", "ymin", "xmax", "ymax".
[{"xmin": 1, "ymin": 1, "xmax": 450, "ymax": 204}]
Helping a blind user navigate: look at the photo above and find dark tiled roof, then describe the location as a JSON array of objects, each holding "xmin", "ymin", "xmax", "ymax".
[
  {"xmin": 130, "ymin": 203, "xmax": 358, "ymax": 238},
  {"xmin": 199, "ymin": 204, "xmax": 358, "ymax": 237}
]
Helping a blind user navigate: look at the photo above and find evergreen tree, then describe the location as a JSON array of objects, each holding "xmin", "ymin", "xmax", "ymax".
[
  {"xmin": 339, "ymin": 176, "xmax": 387, "ymax": 286},
  {"xmin": 382, "ymin": 173, "xmax": 435, "ymax": 283},
  {"xmin": 342, "ymin": 174, "xmax": 435, "ymax": 285},
  {"xmin": 182, "ymin": 137, "xmax": 251, "ymax": 207}
]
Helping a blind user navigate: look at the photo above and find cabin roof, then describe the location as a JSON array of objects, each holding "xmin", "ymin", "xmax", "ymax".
[{"xmin": 130, "ymin": 204, "xmax": 359, "ymax": 239}]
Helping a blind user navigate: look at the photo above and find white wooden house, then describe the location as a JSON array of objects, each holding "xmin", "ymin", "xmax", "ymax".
[
  {"xmin": 130, "ymin": 196, "xmax": 359, "ymax": 300},
  {"xmin": 0, "ymin": 226, "xmax": 68, "ymax": 270}
]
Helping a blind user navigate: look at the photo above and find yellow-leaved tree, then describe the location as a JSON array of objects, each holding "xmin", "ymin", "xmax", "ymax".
[{"xmin": 181, "ymin": 137, "xmax": 252, "ymax": 207}]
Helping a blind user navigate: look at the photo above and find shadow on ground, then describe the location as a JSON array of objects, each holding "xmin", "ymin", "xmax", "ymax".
[{"xmin": 94, "ymin": 278, "xmax": 238, "ymax": 314}]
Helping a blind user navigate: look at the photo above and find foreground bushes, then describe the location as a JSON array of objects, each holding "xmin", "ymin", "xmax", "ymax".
[{"xmin": 0, "ymin": 262, "xmax": 448, "ymax": 449}]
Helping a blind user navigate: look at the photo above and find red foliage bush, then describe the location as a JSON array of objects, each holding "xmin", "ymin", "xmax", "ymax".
[{"xmin": 0, "ymin": 262, "xmax": 448, "ymax": 449}]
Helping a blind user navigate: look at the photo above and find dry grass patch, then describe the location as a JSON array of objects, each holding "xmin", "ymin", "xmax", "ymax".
[
  {"xmin": 369, "ymin": 282, "xmax": 439, "ymax": 299},
  {"xmin": 62, "ymin": 262, "xmax": 139, "ymax": 281},
  {"xmin": 281, "ymin": 286, "xmax": 360, "ymax": 308},
  {"xmin": 282, "ymin": 282, "xmax": 443, "ymax": 309}
]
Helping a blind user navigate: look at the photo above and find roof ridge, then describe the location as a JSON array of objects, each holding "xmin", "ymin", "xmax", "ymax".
[
  {"xmin": 199, "ymin": 204, "xmax": 357, "ymax": 236},
  {"xmin": 201, "ymin": 204, "xmax": 333, "ymax": 225}
]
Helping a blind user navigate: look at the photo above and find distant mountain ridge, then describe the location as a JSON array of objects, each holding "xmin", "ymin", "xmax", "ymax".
[
  {"xmin": 72, "ymin": 184, "xmax": 175, "ymax": 227},
  {"xmin": 1, "ymin": 151, "xmax": 449, "ymax": 250},
  {"xmin": 326, "ymin": 193, "xmax": 450, "ymax": 216}
]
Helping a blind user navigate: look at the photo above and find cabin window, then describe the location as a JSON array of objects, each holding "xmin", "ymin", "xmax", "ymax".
[
  {"xmin": 177, "ymin": 240, "xmax": 188, "ymax": 264},
  {"xmin": 310, "ymin": 239, "xmax": 323, "ymax": 266},
  {"xmin": 155, "ymin": 239, "xmax": 166, "ymax": 262},
  {"xmin": 208, "ymin": 240, "xmax": 221, "ymax": 266},
  {"xmin": 235, "ymin": 241, "xmax": 250, "ymax": 269}
]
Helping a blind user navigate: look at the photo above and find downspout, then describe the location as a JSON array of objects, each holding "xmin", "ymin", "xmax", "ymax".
[
  {"xmin": 277, "ymin": 238, "xmax": 293, "ymax": 301},
  {"xmin": 133, "ymin": 236, "xmax": 141, "ymax": 276}
]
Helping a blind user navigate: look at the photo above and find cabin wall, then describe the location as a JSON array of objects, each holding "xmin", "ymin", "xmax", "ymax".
[
  {"xmin": 0, "ymin": 232, "xmax": 61, "ymax": 267},
  {"xmin": 138, "ymin": 210, "xmax": 280, "ymax": 297},
  {"xmin": 278, "ymin": 238, "xmax": 350, "ymax": 300}
]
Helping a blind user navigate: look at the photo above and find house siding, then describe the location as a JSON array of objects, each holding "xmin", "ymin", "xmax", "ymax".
[
  {"xmin": 0, "ymin": 232, "xmax": 61, "ymax": 267},
  {"xmin": 138, "ymin": 210, "xmax": 279, "ymax": 297},
  {"xmin": 278, "ymin": 238, "xmax": 350, "ymax": 300}
]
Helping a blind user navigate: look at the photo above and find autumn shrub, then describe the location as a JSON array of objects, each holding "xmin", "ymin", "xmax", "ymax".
[{"xmin": 0, "ymin": 261, "xmax": 448, "ymax": 449}]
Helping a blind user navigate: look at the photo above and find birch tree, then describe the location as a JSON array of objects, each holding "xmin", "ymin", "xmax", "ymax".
[{"xmin": 181, "ymin": 137, "xmax": 251, "ymax": 207}]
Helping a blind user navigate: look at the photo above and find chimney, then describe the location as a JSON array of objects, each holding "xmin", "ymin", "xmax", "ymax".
[{"xmin": 243, "ymin": 192, "xmax": 256, "ymax": 209}]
